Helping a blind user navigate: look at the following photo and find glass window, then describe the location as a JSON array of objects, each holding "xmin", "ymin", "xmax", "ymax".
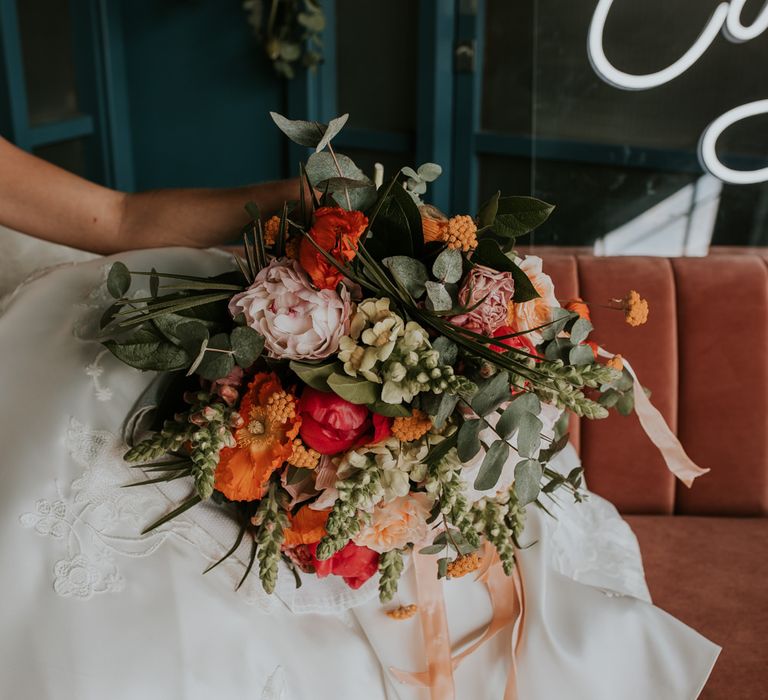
[
  {"xmin": 17, "ymin": 0, "xmax": 81, "ymax": 126},
  {"xmin": 33, "ymin": 137, "xmax": 87, "ymax": 176},
  {"xmin": 335, "ymin": 0, "xmax": 418, "ymax": 134}
]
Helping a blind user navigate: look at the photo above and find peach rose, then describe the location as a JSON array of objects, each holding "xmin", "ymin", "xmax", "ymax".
[
  {"xmin": 507, "ymin": 255, "xmax": 560, "ymax": 345},
  {"xmin": 353, "ymin": 493, "xmax": 432, "ymax": 553}
]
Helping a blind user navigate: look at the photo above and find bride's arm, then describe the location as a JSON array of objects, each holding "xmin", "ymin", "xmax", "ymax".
[{"xmin": 0, "ymin": 136, "xmax": 304, "ymax": 255}]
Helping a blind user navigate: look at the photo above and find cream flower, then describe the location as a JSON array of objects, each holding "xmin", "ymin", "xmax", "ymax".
[
  {"xmin": 507, "ymin": 255, "xmax": 559, "ymax": 345},
  {"xmin": 353, "ymin": 493, "xmax": 433, "ymax": 553},
  {"xmin": 228, "ymin": 259, "xmax": 351, "ymax": 361}
]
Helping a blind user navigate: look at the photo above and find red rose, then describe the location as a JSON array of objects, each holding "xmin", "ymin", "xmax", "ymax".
[
  {"xmin": 490, "ymin": 325, "xmax": 537, "ymax": 356},
  {"xmin": 308, "ymin": 541, "xmax": 379, "ymax": 590},
  {"xmin": 298, "ymin": 387, "xmax": 391, "ymax": 455}
]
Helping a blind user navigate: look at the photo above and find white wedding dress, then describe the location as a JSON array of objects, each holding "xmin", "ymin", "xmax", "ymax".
[{"xmin": 0, "ymin": 241, "xmax": 719, "ymax": 700}]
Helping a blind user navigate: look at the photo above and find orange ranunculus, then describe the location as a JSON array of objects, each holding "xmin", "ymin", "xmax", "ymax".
[
  {"xmin": 564, "ymin": 297, "xmax": 591, "ymax": 321},
  {"xmin": 299, "ymin": 206, "xmax": 368, "ymax": 290},
  {"xmin": 214, "ymin": 373, "xmax": 301, "ymax": 502},
  {"xmin": 283, "ymin": 506, "xmax": 330, "ymax": 546}
]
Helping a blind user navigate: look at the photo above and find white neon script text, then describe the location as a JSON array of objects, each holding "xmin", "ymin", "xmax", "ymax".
[{"xmin": 588, "ymin": 0, "xmax": 768, "ymax": 184}]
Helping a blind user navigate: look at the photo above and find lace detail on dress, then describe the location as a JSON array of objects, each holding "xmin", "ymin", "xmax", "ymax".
[
  {"xmin": 547, "ymin": 493, "xmax": 651, "ymax": 602},
  {"xmin": 18, "ymin": 418, "xmax": 379, "ymax": 612},
  {"xmin": 84, "ymin": 349, "xmax": 113, "ymax": 402},
  {"xmin": 18, "ymin": 418, "xmax": 270, "ymax": 605}
]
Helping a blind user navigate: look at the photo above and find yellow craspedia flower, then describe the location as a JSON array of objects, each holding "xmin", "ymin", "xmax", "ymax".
[
  {"xmin": 391, "ymin": 409, "xmax": 433, "ymax": 442},
  {"xmin": 444, "ymin": 215, "xmax": 478, "ymax": 252},
  {"xmin": 623, "ymin": 290, "xmax": 649, "ymax": 327},
  {"xmin": 287, "ymin": 438, "xmax": 320, "ymax": 469}
]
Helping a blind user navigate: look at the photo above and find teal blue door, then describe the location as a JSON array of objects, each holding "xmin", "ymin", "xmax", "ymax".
[{"xmin": 0, "ymin": 0, "xmax": 133, "ymax": 188}]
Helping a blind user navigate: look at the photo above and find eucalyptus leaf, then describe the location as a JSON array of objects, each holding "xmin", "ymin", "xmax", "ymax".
[
  {"xmin": 197, "ymin": 333, "xmax": 234, "ymax": 381},
  {"xmin": 570, "ymin": 317, "xmax": 593, "ymax": 345},
  {"xmin": 174, "ymin": 321, "xmax": 210, "ymax": 356},
  {"xmin": 289, "ymin": 360, "xmax": 339, "ymax": 392},
  {"xmin": 541, "ymin": 307, "xmax": 574, "ymax": 341},
  {"xmin": 517, "ymin": 412, "xmax": 543, "ymax": 458},
  {"xmin": 327, "ymin": 372, "xmax": 379, "ymax": 405},
  {"xmin": 382, "ymin": 256, "xmax": 428, "ymax": 299},
  {"xmin": 616, "ymin": 392, "xmax": 635, "ymax": 416},
  {"xmin": 305, "ymin": 151, "xmax": 376, "ymax": 210},
  {"xmin": 514, "ymin": 459, "xmax": 543, "ymax": 505},
  {"xmin": 569, "ymin": 344, "xmax": 596, "ymax": 367},
  {"xmin": 107, "ymin": 262, "xmax": 131, "ymax": 298},
  {"xmin": 420, "ymin": 391, "xmax": 459, "ymax": 430},
  {"xmin": 417, "ymin": 163, "xmax": 442, "ymax": 181},
  {"xmin": 473, "ymin": 440, "xmax": 510, "ymax": 491},
  {"xmin": 231, "ymin": 326, "xmax": 265, "ymax": 368},
  {"xmin": 104, "ymin": 328, "xmax": 189, "ymax": 372},
  {"xmin": 315, "ymin": 113, "xmax": 349, "ymax": 152},
  {"xmin": 270, "ymin": 112, "xmax": 326, "ymax": 148},
  {"xmin": 470, "ymin": 371, "xmax": 511, "ymax": 416},
  {"xmin": 425, "ymin": 281, "xmax": 453, "ymax": 311},
  {"xmin": 419, "ymin": 543, "xmax": 447, "ymax": 555},
  {"xmin": 598, "ymin": 389, "xmax": 620, "ymax": 408},
  {"xmin": 432, "ymin": 337, "xmax": 458, "ymax": 366},
  {"xmin": 457, "ymin": 419, "xmax": 482, "ymax": 462},
  {"xmin": 432, "ymin": 248, "xmax": 463, "ymax": 284}
]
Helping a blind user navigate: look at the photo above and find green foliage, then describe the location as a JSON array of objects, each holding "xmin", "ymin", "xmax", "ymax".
[
  {"xmin": 247, "ymin": 2, "xmax": 324, "ymax": 79},
  {"xmin": 487, "ymin": 196, "xmax": 554, "ymax": 240},
  {"xmin": 425, "ymin": 281, "xmax": 453, "ymax": 311},
  {"xmin": 327, "ymin": 372, "xmax": 379, "ymax": 405},
  {"xmin": 104, "ymin": 327, "xmax": 189, "ymax": 372},
  {"xmin": 457, "ymin": 419, "xmax": 482, "ymax": 462},
  {"xmin": 382, "ymin": 256, "xmax": 428, "ymax": 299},
  {"xmin": 107, "ymin": 262, "xmax": 131, "ymax": 298},
  {"xmin": 231, "ymin": 326, "xmax": 265, "ymax": 368},
  {"xmin": 514, "ymin": 459, "xmax": 543, "ymax": 505},
  {"xmin": 473, "ymin": 439, "xmax": 510, "ymax": 490},
  {"xmin": 289, "ymin": 360, "xmax": 339, "ymax": 391},
  {"xmin": 378, "ymin": 549, "xmax": 404, "ymax": 603},
  {"xmin": 470, "ymin": 371, "xmax": 512, "ymax": 416},
  {"xmin": 432, "ymin": 248, "xmax": 463, "ymax": 284}
]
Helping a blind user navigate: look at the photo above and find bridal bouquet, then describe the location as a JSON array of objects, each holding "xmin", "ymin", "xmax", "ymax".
[{"xmin": 100, "ymin": 113, "xmax": 647, "ymax": 606}]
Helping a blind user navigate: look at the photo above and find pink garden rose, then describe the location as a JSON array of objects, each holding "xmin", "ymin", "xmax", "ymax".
[
  {"xmin": 451, "ymin": 264, "xmax": 516, "ymax": 335},
  {"xmin": 228, "ymin": 259, "xmax": 351, "ymax": 361}
]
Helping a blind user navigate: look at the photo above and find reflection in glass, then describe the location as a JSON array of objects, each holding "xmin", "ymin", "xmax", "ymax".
[
  {"xmin": 33, "ymin": 138, "xmax": 87, "ymax": 176},
  {"xmin": 18, "ymin": 0, "xmax": 80, "ymax": 125},
  {"xmin": 482, "ymin": 0, "xmax": 532, "ymax": 134},
  {"xmin": 335, "ymin": 0, "xmax": 418, "ymax": 133}
]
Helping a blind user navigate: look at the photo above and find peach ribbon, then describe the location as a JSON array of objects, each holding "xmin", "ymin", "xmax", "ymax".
[
  {"xmin": 597, "ymin": 348, "xmax": 709, "ymax": 487},
  {"xmin": 390, "ymin": 543, "xmax": 524, "ymax": 699}
]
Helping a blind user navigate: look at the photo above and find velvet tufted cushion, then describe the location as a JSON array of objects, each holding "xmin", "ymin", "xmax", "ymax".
[
  {"xmin": 627, "ymin": 516, "xmax": 768, "ymax": 699},
  {"xmin": 542, "ymin": 253, "xmax": 768, "ymax": 516}
]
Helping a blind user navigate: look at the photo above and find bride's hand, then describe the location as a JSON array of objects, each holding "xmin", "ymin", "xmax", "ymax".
[{"xmin": 0, "ymin": 135, "xmax": 311, "ymax": 255}]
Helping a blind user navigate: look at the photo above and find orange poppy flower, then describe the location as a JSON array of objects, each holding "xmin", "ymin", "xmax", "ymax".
[
  {"xmin": 283, "ymin": 506, "xmax": 330, "ymax": 546},
  {"xmin": 214, "ymin": 373, "xmax": 301, "ymax": 501},
  {"xmin": 299, "ymin": 206, "xmax": 368, "ymax": 290},
  {"xmin": 564, "ymin": 297, "xmax": 591, "ymax": 322}
]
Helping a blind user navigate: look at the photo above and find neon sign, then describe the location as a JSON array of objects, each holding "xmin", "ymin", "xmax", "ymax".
[{"xmin": 588, "ymin": 0, "xmax": 768, "ymax": 184}]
